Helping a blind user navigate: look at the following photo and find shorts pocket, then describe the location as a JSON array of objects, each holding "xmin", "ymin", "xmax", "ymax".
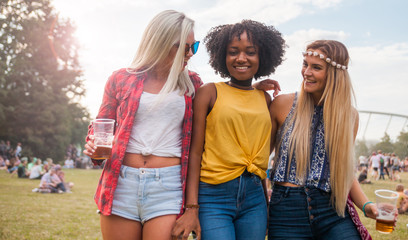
[{"xmin": 159, "ymin": 174, "xmax": 182, "ymax": 191}]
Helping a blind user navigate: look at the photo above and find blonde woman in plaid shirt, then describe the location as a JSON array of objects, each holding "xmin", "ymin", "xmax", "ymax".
[{"xmin": 84, "ymin": 10, "xmax": 202, "ymax": 240}]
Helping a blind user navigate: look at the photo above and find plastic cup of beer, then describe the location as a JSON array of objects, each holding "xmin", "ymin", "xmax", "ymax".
[
  {"xmin": 92, "ymin": 119, "xmax": 115, "ymax": 160},
  {"xmin": 375, "ymin": 189, "xmax": 398, "ymax": 234}
]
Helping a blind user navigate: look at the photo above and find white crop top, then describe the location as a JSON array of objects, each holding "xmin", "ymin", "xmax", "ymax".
[{"xmin": 126, "ymin": 90, "xmax": 185, "ymax": 157}]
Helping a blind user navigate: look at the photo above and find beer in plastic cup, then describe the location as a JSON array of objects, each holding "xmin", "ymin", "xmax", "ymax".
[
  {"xmin": 375, "ymin": 189, "xmax": 398, "ymax": 234},
  {"xmin": 92, "ymin": 119, "xmax": 115, "ymax": 160}
]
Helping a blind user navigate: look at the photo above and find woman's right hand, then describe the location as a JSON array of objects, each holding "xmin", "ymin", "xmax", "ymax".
[
  {"xmin": 171, "ymin": 208, "xmax": 201, "ymax": 240},
  {"xmin": 83, "ymin": 135, "xmax": 96, "ymax": 157}
]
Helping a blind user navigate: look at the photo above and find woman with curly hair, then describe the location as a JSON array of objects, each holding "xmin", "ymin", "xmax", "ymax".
[
  {"xmin": 267, "ymin": 40, "xmax": 380, "ymax": 239},
  {"xmin": 172, "ymin": 20, "xmax": 285, "ymax": 240}
]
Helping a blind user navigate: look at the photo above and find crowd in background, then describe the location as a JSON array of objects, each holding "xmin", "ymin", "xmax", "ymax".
[
  {"xmin": 357, "ymin": 149, "xmax": 408, "ymax": 214},
  {"xmin": 357, "ymin": 150, "xmax": 408, "ymax": 183},
  {"xmin": 0, "ymin": 140, "xmax": 95, "ymax": 194},
  {"xmin": 0, "ymin": 140, "xmax": 22, "ymax": 173}
]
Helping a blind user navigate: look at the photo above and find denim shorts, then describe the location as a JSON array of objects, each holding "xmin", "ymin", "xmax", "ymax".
[
  {"xmin": 198, "ymin": 170, "xmax": 267, "ymax": 240},
  {"xmin": 268, "ymin": 185, "xmax": 360, "ymax": 240},
  {"xmin": 111, "ymin": 165, "xmax": 182, "ymax": 224}
]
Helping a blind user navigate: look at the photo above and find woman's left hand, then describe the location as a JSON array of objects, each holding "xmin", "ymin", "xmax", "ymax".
[
  {"xmin": 253, "ymin": 79, "xmax": 281, "ymax": 97},
  {"xmin": 365, "ymin": 203, "xmax": 399, "ymax": 227},
  {"xmin": 364, "ymin": 202, "xmax": 378, "ymax": 220}
]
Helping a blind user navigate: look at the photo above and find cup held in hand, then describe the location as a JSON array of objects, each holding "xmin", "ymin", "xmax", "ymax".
[
  {"xmin": 375, "ymin": 189, "xmax": 398, "ymax": 234},
  {"xmin": 92, "ymin": 119, "xmax": 115, "ymax": 160}
]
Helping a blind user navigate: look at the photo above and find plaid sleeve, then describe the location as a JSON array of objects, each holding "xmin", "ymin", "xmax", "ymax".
[
  {"xmin": 86, "ymin": 71, "xmax": 119, "ymax": 140},
  {"xmin": 96, "ymin": 71, "xmax": 120, "ymax": 120},
  {"xmin": 188, "ymin": 70, "xmax": 203, "ymax": 91},
  {"xmin": 86, "ymin": 71, "xmax": 120, "ymax": 165}
]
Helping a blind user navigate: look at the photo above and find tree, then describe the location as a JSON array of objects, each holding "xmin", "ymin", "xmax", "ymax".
[
  {"xmin": 355, "ymin": 139, "xmax": 369, "ymax": 158},
  {"xmin": 394, "ymin": 130, "xmax": 408, "ymax": 158},
  {"xmin": 0, "ymin": 0, "xmax": 89, "ymax": 162},
  {"xmin": 372, "ymin": 133, "xmax": 394, "ymax": 154}
]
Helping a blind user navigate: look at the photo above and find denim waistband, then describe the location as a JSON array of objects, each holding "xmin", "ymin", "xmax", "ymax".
[
  {"xmin": 273, "ymin": 184, "xmax": 330, "ymax": 196},
  {"xmin": 119, "ymin": 164, "xmax": 181, "ymax": 178},
  {"xmin": 242, "ymin": 169, "xmax": 261, "ymax": 179}
]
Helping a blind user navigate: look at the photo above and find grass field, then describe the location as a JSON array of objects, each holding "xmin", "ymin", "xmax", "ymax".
[
  {"xmin": 0, "ymin": 169, "xmax": 102, "ymax": 240},
  {"xmin": 0, "ymin": 169, "xmax": 407, "ymax": 239}
]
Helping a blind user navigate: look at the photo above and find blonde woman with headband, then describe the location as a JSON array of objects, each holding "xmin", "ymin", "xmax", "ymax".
[
  {"xmin": 267, "ymin": 40, "xmax": 390, "ymax": 239},
  {"xmin": 83, "ymin": 10, "xmax": 202, "ymax": 239}
]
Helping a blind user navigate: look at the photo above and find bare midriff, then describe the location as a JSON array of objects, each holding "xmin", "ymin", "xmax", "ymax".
[
  {"xmin": 122, "ymin": 153, "xmax": 181, "ymax": 168},
  {"xmin": 275, "ymin": 182, "xmax": 302, "ymax": 187}
]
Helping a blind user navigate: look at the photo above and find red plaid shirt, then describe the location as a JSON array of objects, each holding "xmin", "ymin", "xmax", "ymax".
[{"xmin": 87, "ymin": 68, "xmax": 202, "ymax": 216}]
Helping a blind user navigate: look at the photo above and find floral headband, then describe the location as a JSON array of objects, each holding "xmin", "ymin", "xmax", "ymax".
[{"xmin": 302, "ymin": 51, "xmax": 348, "ymax": 70}]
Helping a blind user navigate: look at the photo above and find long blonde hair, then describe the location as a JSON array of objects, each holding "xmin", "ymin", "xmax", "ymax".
[
  {"xmin": 287, "ymin": 40, "xmax": 356, "ymax": 216},
  {"xmin": 128, "ymin": 10, "xmax": 195, "ymax": 96}
]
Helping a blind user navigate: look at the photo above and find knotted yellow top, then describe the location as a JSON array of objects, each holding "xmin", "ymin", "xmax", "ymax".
[{"xmin": 200, "ymin": 82, "xmax": 272, "ymax": 184}]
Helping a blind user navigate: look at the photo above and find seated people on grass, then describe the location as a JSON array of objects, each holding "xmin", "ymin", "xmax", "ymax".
[
  {"xmin": 38, "ymin": 167, "xmax": 67, "ymax": 193},
  {"xmin": 17, "ymin": 158, "xmax": 30, "ymax": 178},
  {"xmin": 358, "ymin": 169, "xmax": 371, "ymax": 184},
  {"xmin": 29, "ymin": 159, "xmax": 45, "ymax": 180},
  {"xmin": 396, "ymin": 184, "xmax": 408, "ymax": 214},
  {"xmin": 55, "ymin": 164, "xmax": 74, "ymax": 192}
]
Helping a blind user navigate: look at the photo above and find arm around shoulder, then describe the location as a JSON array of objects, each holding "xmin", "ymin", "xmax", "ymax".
[{"xmin": 269, "ymin": 93, "xmax": 296, "ymax": 149}]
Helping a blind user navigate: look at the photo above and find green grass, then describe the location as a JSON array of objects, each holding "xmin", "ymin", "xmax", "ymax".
[
  {"xmin": 0, "ymin": 169, "xmax": 407, "ymax": 239},
  {"xmin": 0, "ymin": 169, "xmax": 102, "ymax": 240}
]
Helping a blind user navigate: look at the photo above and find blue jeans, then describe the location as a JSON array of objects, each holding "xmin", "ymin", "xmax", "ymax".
[
  {"xmin": 268, "ymin": 185, "xmax": 361, "ymax": 240},
  {"xmin": 198, "ymin": 171, "xmax": 267, "ymax": 240}
]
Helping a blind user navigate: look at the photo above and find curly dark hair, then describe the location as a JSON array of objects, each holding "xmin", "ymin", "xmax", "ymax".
[{"xmin": 204, "ymin": 19, "xmax": 286, "ymax": 79}]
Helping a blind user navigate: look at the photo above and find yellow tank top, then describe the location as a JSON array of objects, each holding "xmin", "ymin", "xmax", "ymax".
[{"xmin": 200, "ymin": 82, "xmax": 272, "ymax": 184}]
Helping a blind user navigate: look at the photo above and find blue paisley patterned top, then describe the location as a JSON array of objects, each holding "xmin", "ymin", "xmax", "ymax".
[{"xmin": 271, "ymin": 93, "xmax": 331, "ymax": 192}]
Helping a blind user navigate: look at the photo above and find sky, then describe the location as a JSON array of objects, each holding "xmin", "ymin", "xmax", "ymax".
[{"xmin": 52, "ymin": 0, "xmax": 408, "ymax": 142}]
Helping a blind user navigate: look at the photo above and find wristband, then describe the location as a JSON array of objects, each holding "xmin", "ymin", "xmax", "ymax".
[
  {"xmin": 362, "ymin": 201, "xmax": 373, "ymax": 217},
  {"xmin": 184, "ymin": 204, "xmax": 200, "ymax": 209}
]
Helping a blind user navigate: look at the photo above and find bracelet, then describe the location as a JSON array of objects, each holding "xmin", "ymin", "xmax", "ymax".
[
  {"xmin": 362, "ymin": 201, "xmax": 373, "ymax": 217},
  {"xmin": 184, "ymin": 204, "xmax": 200, "ymax": 209}
]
